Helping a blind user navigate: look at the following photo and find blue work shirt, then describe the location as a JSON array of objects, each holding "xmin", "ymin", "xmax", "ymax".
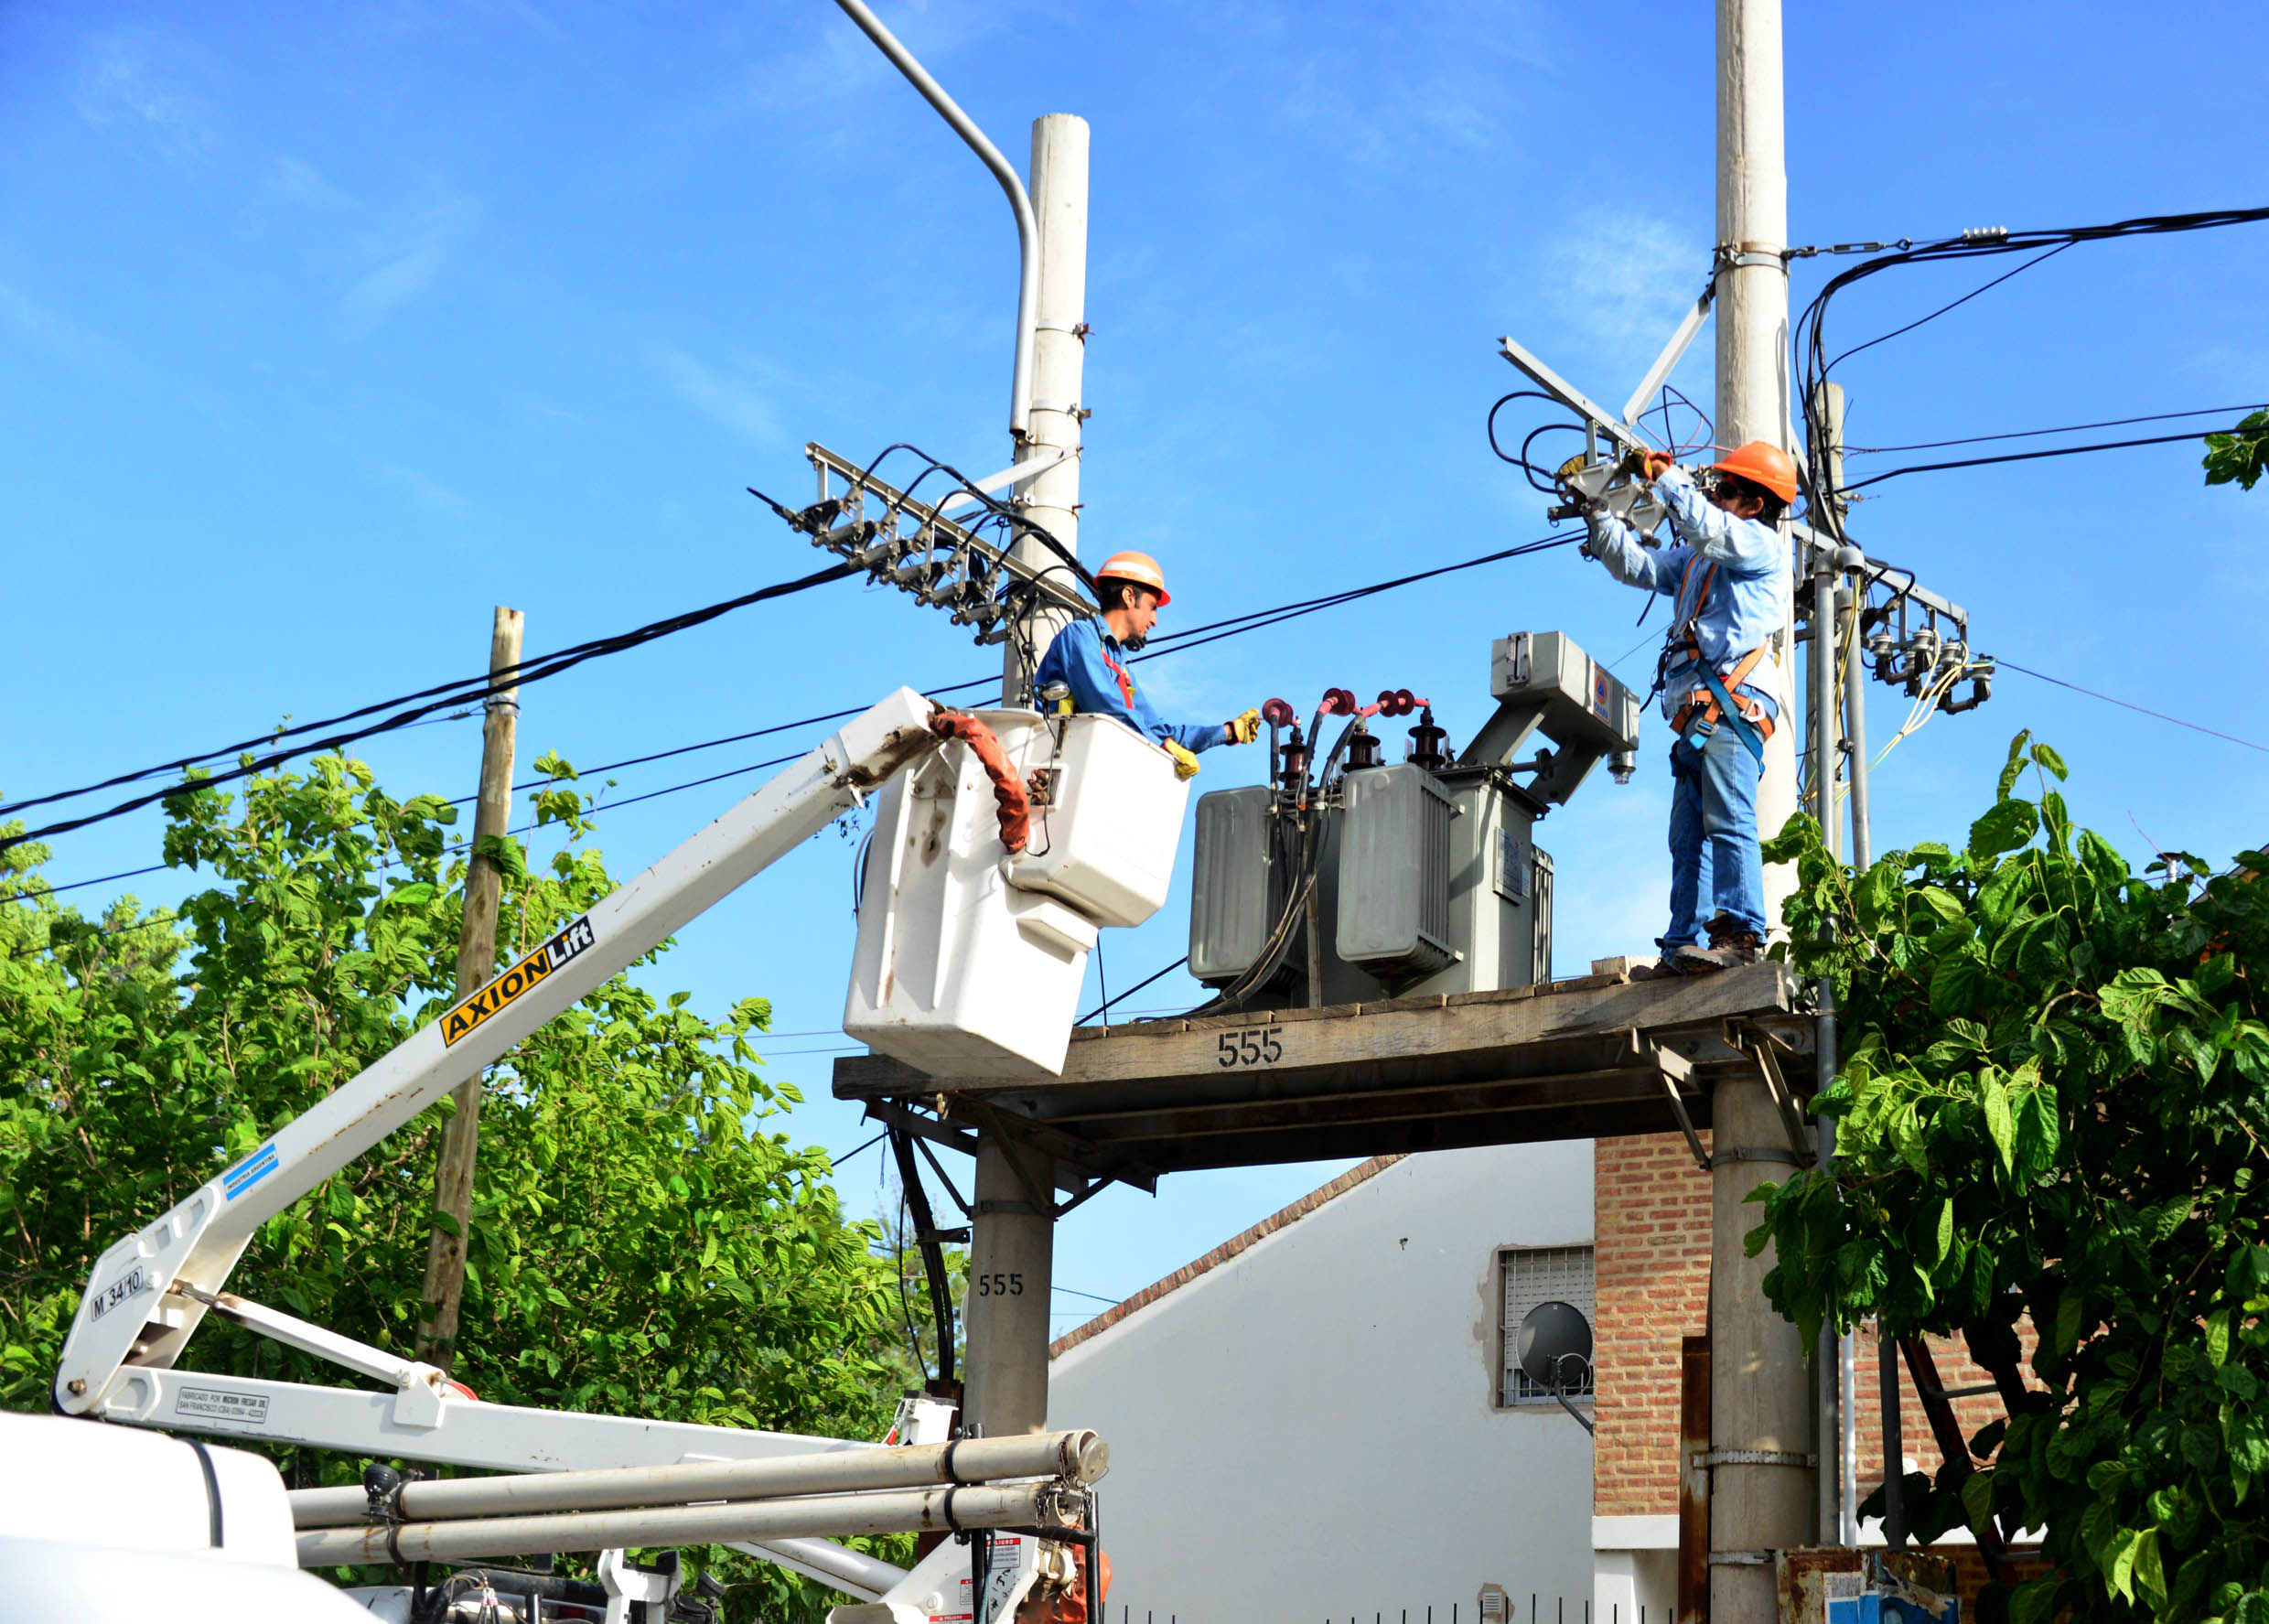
[
  {"xmin": 1585, "ymin": 466, "xmax": 1790, "ymax": 721},
  {"xmin": 1034, "ymin": 618, "xmax": 1228, "ymax": 752}
]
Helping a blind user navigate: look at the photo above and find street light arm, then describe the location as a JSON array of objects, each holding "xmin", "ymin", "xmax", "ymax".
[{"xmin": 832, "ymin": 0, "xmax": 1038, "ymax": 438}]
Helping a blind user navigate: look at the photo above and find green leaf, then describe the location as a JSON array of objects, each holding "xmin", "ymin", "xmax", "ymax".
[
  {"xmin": 473, "ymin": 834, "xmax": 532, "ymax": 885},
  {"xmin": 2008, "ymin": 1577, "xmax": 2059, "ymax": 1624},
  {"xmin": 1982, "ymin": 1073, "xmax": 2016, "ymax": 1175},
  {"xmin": 1930, "ymin": 947, "xmax": 1991, "ymax": 1016},
  {"xmin": 1996, "ymin": 731, "xmax": 2034, "ymax": 801},
  {"xmin": 2134, "ymin": 1527, "xmax": 2167, "ymax": 1609},
  {"xmin": 2029, "ymin": 741, "xmax": 2069, "ymax": 780},
  {"xmin": 1969, "ymin": 798, "xmax": 2041, "ymax": 865}
]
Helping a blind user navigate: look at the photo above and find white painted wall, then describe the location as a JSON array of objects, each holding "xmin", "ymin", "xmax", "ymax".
[{"xmin": 1047, "ymin": 1143, "xmax": 1597, "ymax": 1624}]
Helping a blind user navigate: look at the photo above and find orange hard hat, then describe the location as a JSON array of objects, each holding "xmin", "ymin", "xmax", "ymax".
[
  {"xmin": 1095, "ymin": 550, "xmax": 1169, "ymax": 607},
  {"xmin": 1709, "ymin": 441, "xmax": 1800, "ymax": 505}
]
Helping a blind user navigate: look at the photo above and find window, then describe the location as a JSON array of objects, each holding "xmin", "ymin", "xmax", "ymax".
[{"xmin": 1499, "ymin": 1244, "xmax": 1596, "ymax": 1406}]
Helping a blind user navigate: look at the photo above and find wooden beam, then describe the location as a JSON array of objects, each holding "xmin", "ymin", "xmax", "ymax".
[
  {"xmin": 835, "ymin": 962, "xmax": 1792, "ymax": 1102},
  {"xmin": 1047, "ymin": 1063, "xmax": 1688, "ymax": 1143}
]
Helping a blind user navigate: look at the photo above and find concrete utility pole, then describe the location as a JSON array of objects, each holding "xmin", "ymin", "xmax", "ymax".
[
  {"xmin": 1715, "ymin": 0, "xmax": 1799, "ymax": 939},
  {"xmin": 965, "ymin": 114, "xmax": 1088, "ymax": 1439},
  {"xmin": 1712, "ymin": 0, "xmax": 1815, "ymax": 1611},
  {"xmin": 416, "ymin": 605, "xmax": 524, "ymax": 1370},
  {"xmin": 1002, "ymin": 113, "xmax": 1089, "ymax": 707}
]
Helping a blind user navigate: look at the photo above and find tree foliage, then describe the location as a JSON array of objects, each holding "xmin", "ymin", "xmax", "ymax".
[
  {"xmin": 1755, "ymin": 734, "xmax": 2269, "ymax": 1624},
  {"xmin": 0, "ymin": 750, "xmax": 919, "ymax": 1616},
  {"xmin": 2204, "ymin": 409, "xmax": 2269, "ymax": 492}
]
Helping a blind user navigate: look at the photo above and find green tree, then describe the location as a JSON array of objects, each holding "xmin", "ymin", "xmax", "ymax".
[
  {"xmin": 1, "ymin": 751, "xmax": 912, "ymax": 1618},
  {"xmin": 1753, "ymin": 734, "xmax": 2269, "ymax": 1624}
]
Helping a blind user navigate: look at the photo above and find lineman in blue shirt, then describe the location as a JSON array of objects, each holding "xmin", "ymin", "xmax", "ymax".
[
  {"xmin": 1035, "ymin": 549, "xmax": 1261, "ymax": 778},
  {"xmin": 1580, "ymin": 441, "xmax": 1798, "ymax": 973}
]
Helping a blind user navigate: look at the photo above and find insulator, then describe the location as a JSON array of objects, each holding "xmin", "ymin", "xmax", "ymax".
[
  {"xmin": 1407, "ymin": 706, "xmax": 1451, "ymax": 773},
  {"xmin": 1345, "ymin": 726, "xmax": 1383, "ymax": 770},
  {"xmin": 1278, "ymin": 725, "xmax": 1311, "ymax": 786},
  {"xmin": 1261, "ymin": 697, "xmax": 1297, "ymax": 727}
]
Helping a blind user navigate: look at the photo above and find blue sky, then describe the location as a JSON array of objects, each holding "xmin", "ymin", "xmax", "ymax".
[{"xmin": 6, "ymin": 0, "xmax": 2268, "ymax": 1343}]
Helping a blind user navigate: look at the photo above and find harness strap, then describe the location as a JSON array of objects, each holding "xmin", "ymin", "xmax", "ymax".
[
  {"xmin": 1098, "ymin": 643, "xmax": 1139, "ymax": 712},
  {"xmin": 1696, "ymin": 661, "xmax": 1766, "ymax": 762}
]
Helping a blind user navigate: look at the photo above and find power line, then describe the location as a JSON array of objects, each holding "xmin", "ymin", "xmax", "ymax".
[
  {"xmin": 1841, "ymin": 427, "xmax": 2229, "ymax": 491},
  {"xmin": 1796, "ymin": 203, "xmax": 2269, "ymax": 547},
  {"xmin": 1846, "ymin": 403, "xmax": 2268, "ymax": 457},
  {"xmin": 0, "ymin": 560, "xmax": 862, "ymax": 854},
  {"xmin": 1994, "ymin": 660, "xmax": 2267, "ymax": 754},
  {"xmin": 1825, "ymin": 241, "xmax": 2076, "ymax": 376},
  {"xmin": 8, "ymin": 863, "xmax": 171, "ymax": 904},
  {"xmin": 1080, "ymin": 955, "xmax": 1189, "ymax": 1026}
]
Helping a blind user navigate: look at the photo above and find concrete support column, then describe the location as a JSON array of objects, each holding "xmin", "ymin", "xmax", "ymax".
[
  {"xmin": 962, "ymin": 1135, "xmax": 1056, "ymax": 1437},
  {"xmin": 1710, "ymin": 1072, "xmax": 1813, "ymax": 1624}
]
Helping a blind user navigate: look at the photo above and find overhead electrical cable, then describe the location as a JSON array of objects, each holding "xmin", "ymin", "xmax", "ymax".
[
  {"xmin": 0, "ymin": 561, "xmax": 863, "ymax": 855},
  {"xmin": 1795, "ymin": 203, "xmax": 2269, "ymax": 549},
  {"xmin": 1841, "ymin": 427, "xmax": 2244, "ymax": 491},
  {"xmin": 6, "ymin": 529, "xmax": 1585, "ymax": 863},
  {"xmin": 1846, "ymin": 403, "xmax": 2268, "ymax": 456},
  {"xmin": 1993, "ymin": 661, "xmax": 2268, "ymax": 754}
]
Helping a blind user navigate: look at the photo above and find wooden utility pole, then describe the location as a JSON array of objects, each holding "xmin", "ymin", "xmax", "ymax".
[{"xmin": 415, "ymin": 605, "xmax": 525, "ymax": 1371}]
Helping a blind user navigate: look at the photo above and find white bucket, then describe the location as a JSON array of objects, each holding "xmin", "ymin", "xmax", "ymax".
[{"xmin": 844, "ymin": 709, "xmax": 1188, "ymax": 1080}]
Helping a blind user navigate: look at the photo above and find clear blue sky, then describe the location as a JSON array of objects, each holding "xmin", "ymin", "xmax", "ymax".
[{"xmin": 6, "ymin": 0, "xmax": 2267, "ymax": 1342}]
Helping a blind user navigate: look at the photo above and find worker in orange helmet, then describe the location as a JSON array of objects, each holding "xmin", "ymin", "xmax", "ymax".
[
  {"xmin": 1578, "ymin": 441, "xmax": 1797, "ymax": 973},
  {"xmin": 1034, "ymin": 550, "xmax": 1261, "ymax": 780}
]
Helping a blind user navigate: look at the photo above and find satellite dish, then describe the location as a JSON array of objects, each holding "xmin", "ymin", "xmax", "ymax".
[{"xmin": 1516, "ymin": 1300, "xmax": 1593, "ymax": 1391}]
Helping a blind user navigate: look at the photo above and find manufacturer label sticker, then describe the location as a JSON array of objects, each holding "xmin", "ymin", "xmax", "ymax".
[
  {"xmin": 88, "ymin": 1264, "xmax": 155, "ymax": 1322},
  {"xmin": 175, "ymin": 1387, "xmax": 270, "ymax": 1426},
  {"xmin": 223, "ymin": 1142, "xmax": 279, "ymax": 1201},
  {"xmin": 439, "ymin": 915, "xmax": 597, "ymax": 1048}
]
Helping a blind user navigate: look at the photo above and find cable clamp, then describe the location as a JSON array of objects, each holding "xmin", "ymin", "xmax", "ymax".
[
  {"xmin": 1027, "ymin": 398, "xmax": 1088, "ymax": 419},
  {"xmin": 1710, "ymin": 1550, "xmax": 1780, "ymax": 1566},
  {"xmin": 972, "ymin": 1199, "xmax": 1042, "ymax": 1216},
  {"xmin": 1713, "ymin": 242, "xmax": 1790, "ymax": 274},
  {"xmin": 483, "ymin": 695, "xmax": 521, "ymax": 717},
  {"xmin": 1033, "ymin": 320, "xmax": 1089, "ymax": 339},
  {"xmin": 1694, "ymin": 1448, "xmax": 1816, "ymax": 1469},
  {"xmin": 943, "ymin": 1483, "xmax": 968, "ymax": 1540}
]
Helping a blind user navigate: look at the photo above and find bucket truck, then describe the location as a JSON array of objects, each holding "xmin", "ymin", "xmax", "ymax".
[{"xmin": 25, "ymin": 686, "xmax": 1175, "ymax": 1624}]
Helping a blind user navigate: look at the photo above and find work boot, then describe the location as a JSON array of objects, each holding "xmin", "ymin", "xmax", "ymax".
[
  {"xmin": 1630, "ymin": 957, "xmax": 1687, "ymax": 982},
  {"xmin": 1698, "ymin": 914, "xmax": 1764, "ymax": 967}
]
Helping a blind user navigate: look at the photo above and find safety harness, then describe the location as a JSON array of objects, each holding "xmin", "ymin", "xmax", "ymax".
[{"xmin": 1662, "ymin": 557, "xmax": 1775, "ymax": 764}]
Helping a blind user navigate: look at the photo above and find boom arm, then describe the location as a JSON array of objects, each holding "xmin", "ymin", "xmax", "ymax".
[{"xmin": 56, "ymin": 688, "xmax": 942, "ymax": 1415}]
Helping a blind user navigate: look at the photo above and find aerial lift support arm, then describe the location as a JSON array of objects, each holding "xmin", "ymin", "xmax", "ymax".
[{"xmin": 55, "ymin": 687, "xmax": 942, "ymax": 1427}]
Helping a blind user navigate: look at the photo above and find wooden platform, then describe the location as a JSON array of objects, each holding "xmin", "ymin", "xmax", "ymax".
[{"xmin": 833, "ymin": 961, "xmax": 1809, "ymax": 1190}]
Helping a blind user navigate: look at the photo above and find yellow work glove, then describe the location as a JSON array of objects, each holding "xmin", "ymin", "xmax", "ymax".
[
  {"xmin": 1165, "ymin": 739, "xmax": 1201, "ymax": 780},
  {"xmin": 1224, "ymin": 708, "xmax": 1262, "ymax": 745}
]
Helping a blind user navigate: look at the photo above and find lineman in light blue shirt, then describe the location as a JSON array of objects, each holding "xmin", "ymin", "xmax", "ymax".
[
  {"xmin": 1580, "ymin": 441, "xmax": 1798, "ymax": 973},
  {"xmin": 1034, "ymin": 549, "xmax": 1260, "ymax": 778}
]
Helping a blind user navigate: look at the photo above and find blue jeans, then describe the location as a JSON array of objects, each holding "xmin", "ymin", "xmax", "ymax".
[{"xmin": 1659, "ymin": 720, "xmax": 1768, "ymax": 950}]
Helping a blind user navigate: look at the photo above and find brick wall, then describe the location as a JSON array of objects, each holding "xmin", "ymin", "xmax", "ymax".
[
  {"xmin": 1594, "ymin": 1132, "xmax": 1714, "ymax": 1517},
  {"xmin": 1593, "ymin": 1133, "xmax": 2035, "ymax": 1520}
]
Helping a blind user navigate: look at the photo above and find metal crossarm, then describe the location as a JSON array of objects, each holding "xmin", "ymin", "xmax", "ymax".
[{"xmin": 795, "ymin": 442, "xmax": 1094, "ymax": 645}]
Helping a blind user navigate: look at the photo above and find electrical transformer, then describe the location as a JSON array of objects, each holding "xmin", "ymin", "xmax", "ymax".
[{"xmin": 1188, "ymin": 630, "xmax": 1641, "ymax": 1008}]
